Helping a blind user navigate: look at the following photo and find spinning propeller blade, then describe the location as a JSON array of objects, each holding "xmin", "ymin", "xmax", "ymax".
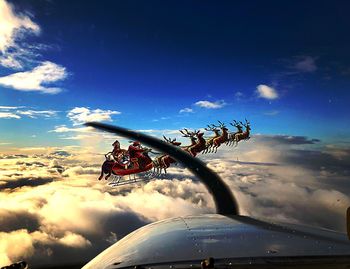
[{"xmin": 347, "ymin": 207, "xmax": 350, "ymax": 240}]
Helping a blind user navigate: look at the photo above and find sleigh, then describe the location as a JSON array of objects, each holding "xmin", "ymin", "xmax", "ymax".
[
  {"xmin": 111, "ymin": 161, "xmax": 153, "ymax": 176},
  {"xmin": 98, "ymin": 119, "xmax": 251, "ymax": 187},
  {"xmin": 105, "ymin": 156, "xmax": 154, "ymax": 187}
]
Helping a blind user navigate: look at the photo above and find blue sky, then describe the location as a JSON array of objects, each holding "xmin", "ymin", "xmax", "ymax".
[
  {"xmin": 0, "ymin": 0, "xmax": 350, "ymax": 148},
  {"xmin": 1, "ymin": 2, "xmax": 350, "ymax": 267}
]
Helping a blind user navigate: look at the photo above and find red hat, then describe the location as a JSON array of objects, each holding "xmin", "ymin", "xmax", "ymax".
[{"xmin": 132, "ymin": 141, "xmax": 141, "ymax": 146}]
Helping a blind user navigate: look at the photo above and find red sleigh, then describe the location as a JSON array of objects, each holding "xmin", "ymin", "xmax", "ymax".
[
  {"xmin": 99, "ymin": 146, "xmax": 154, "ymax": 181},
  {"xmin": 98, "ymin": 119, "xmax": 251, "ymax": 186},
  {"xmin": 111, "ymin": 157, "xmax": 153, "ymax": 176}
]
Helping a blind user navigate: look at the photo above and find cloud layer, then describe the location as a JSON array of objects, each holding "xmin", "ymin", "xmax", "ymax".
[{"xmin": 0, "ymin": 135, "xmax": 349, "ymax": 267}]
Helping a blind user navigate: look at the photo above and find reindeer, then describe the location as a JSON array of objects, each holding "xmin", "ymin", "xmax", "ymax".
[
  {"xmin": 234, "ymin": 119, "xmax": 251, "ymax": 146},
  {"xmin": 180, "ymin": 129, "xmax": 198, "ymax": 155},
  {"xmin": 211, "ymin": 121, "xmax": 229, "ymax": 153},
  {"xmin": 203, "ymin": 124, "xmax": 221, "ymax": 154},
  {"xmin": 227, "ymin": 120, "xmax": 243, "ymax": 146},
  {"xmin": 187, "ymin": 129, "xmax": 207, "ymax": 156},
  {"xmin": 98, "ymin": 152, "xmax": 115, "ymax": 180},
  {"xmin": 153, "ymin": 136, "xmax": 182, "ymax": 175}
]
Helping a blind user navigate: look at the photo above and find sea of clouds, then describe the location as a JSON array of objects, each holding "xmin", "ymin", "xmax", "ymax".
[{"xmin": 0, "ymin": 135, "xmax": 349, "ymax": 267}]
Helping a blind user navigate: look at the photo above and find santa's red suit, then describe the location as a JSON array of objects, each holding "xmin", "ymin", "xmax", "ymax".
[{"xmin": 128, "ymin": 141, "xmax": 146, "ymax": 169}]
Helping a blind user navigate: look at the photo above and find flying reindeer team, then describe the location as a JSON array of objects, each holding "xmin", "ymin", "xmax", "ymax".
[{"xmin": 99, "ymin": 119, "xmax": 251, "ymax": 180}]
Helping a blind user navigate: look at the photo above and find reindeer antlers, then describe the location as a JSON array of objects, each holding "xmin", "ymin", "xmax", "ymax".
[
  {"xmin": 232, "ymin": 120, "xmax": 238, "ymax": 125},
  {"xmin": 163, "ymin": 135, "xmax": 172, "ymax": 143},
  {"xmin": 163, "ymin": 135, "xmax": 179, "ymax": 144},
  {"xmin": 179, "ymin": 128, "xmax": 195, "ymax": 138},
  {"xmin": 236, "ymin": 119, "xmax": 250, "ymax": 127},
  {"xmin": 230, "ymin": 119, "xmax": 242, "ymax": 127},
  {"xmin": 205, "ymin": 124, "xmax": 218, "ymax": 131},
  {"xmin": 218, "ymin": 120, "xmax": 225, "ymax": 126},
  {"xmin": 180, "ymin": 128, "xmax": 202, "ymax": 137},
  {"xmin": 212, "ymin": 120, "xmax": 226, "ymax": 128}
]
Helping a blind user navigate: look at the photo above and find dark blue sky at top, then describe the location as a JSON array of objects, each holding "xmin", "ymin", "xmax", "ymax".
[{"xmin": 2, "ymin": 0, "xmax": 350, "ymax": 145}]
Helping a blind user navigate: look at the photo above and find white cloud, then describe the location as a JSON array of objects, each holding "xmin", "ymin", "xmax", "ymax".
[
  {"xmin": 49, "ymin": 125, "xmax": 94, "ymax": 133},
  {"xmin": 0, "ymin": 138, "xmax": 350, "ymax": 266},
  {"xmin": 58, "ymin": 232, "xmax": 91, "ymax": 248},
  {"xmin": 137, "ymin": 129, "xmax": 180, "ymax": 135},
  {"xmin": 67, "ymin": 107, "xmax": 121, "ymax": 125},
  {"xmin": 256, "ymin": 85, "xmax": 279, "ymax": 100},
  {"xmin": 293, "ymin": 56, "xmax": 317, "ymax": 73},
  {"xmin": 0, "ymin": 106, "xmax": 21, "ymax": 110},
  {"xmin": 49, "ymin": 124, "xmax": 123, "ymax": 144},
  {"xmin": 194, "ymin": 100, "xmax": 226, "ymax": 109},
  {"xmin": 0, "ymin": 0, "xmax": 40, "ymax": 51},
  {"xmin": 16, "ymin": 110, "xmax": 57, "ymax": 118},
  {"xmin": 0, "ymin": 0, "xmax": 40, "ymax": 69},
  {"xmin": 264, "ymin": 110, "xmax": 279, "ymax": 116},
  {"xmin": 0, "ymin": 45, "xmax": 36, "ymax": 70},
  {"xmin": 0, "ymin": 107, "xmax": 58, "ymax": 120},
  {"xmin": 0, "ymin": 229, "xmax": 35, "ymax": 266},
  {"xmin": 0, "ymin": 53, "xmax": 21, "ymax": 69},
  {"xmin": 0, "ymin": 1, "xmax": 69, "ymax": 98},
  {"xmin": 60, "ymin": 135, "xmax": 95, "ymax": 140},
  {"xmin": 0, "ymin": 112, "xmax": 20, "ymax": 119},
  {"xmin": 0, "ymin": 61, "xmax": 67, "ymax": 94},
  {"xmin": 234, "ymin": 91, "xmax": 244, "ymax": 100},
  {"xmin": 179, "ymin": 107, "xmax": 193, "ymax": 113}
]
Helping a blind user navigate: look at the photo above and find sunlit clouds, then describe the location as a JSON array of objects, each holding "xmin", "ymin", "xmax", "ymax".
[
  {"xmin": 0, "ymin": 106, "xmax": 57, "ymax": 119},
  {"xmin": 0, "ymin": 0, "xmax": 40, "ymax": 69},
  {"xmin": 0, "ymin": 112, "xmax": 20, "ymax": 119},
  {"xmin": 0, "ymin": 106, "xmax": 22, "ymax": 110},
  {"xmin": 0, "ymin": 0, "xmax": 349, "ymax": 267},
  {"xmin": 0, "ymin": 61, "xmax": 67, "ymax": 94},
  {"xmin": 256, "ymin": 85, "xmax": 279, "ymax": 100},
  {"xmin": 0, "ymin": 135, "xmax": 349, "ymax": 266},
  {"xmin": 16, "ymin": 110, "xmax": 57, "ymax": 118},
  {"xmin": 179, "ymin": 107, "xmax": 193, "ymax": 113},
  {"xmin": 0, "ymin": 146, "xmax": 206, "ymax": 266},
  {"xmin": 50, "ymin": 126, "xmax": 102, "ymax": 141},
  {"xmin": 0, "ymin": 0, "xmax": 68, "ymax": 96},
  {"xmin": 67, "ymin": 107, "xmax": 121, "ymax": 126},
  {"xmin": 194, "ymin": 100, "xmax": 226, "ymax": 109}
]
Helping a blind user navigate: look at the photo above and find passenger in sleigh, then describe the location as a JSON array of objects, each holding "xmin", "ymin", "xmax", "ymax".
[
  {"xmin": 110, "ymin": 140, "xmax": 128, "ymax": 167},
  {"xmin": 112, "ymin": 140, "xmax": 123, "ymax": 160},
  {"xmin": 128, "ymin": 141, "xmax": 147, "ymax": 169}
]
